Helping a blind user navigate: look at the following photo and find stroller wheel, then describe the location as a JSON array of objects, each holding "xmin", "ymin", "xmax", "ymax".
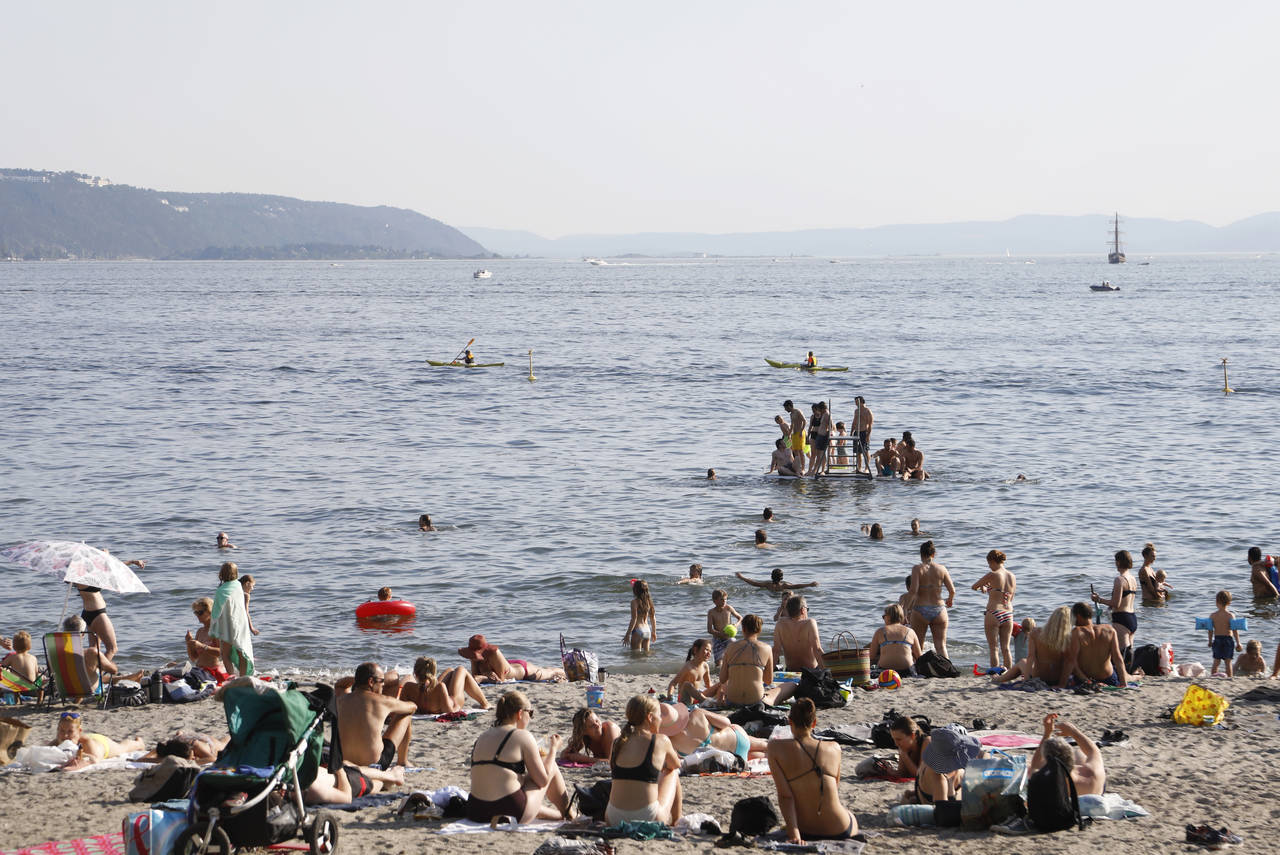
[
  {"xmin": 305, "ymin": 810, "xmax": 340, "ymax": 855},
  {"xmin": 174, "ymin": 825, "xmax": 233, "ymax": 855}
]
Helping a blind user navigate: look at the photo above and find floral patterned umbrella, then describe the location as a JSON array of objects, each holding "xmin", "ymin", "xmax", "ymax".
[{"xmin": 0, "ymin": 540, "xmax": 149, "ymax": 593}]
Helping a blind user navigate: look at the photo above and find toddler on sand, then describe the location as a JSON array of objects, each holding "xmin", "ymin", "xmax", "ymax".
[{"xmin": 1208, "ymin": 590, "xmax": 1242, "ymax": 677}]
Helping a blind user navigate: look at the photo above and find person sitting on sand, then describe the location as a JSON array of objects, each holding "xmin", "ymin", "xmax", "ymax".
[
  {"xmin": 718, "ymin": 614, "xmax": 796, "ymax": 706},
  {"xmin": 418, "ymin": 514, "xmax": 436, "ymax": 532},
  {"xmin": 1029, "ymin": 713, "xmax": 1105, "ymax": 796},
  {"xmin": 51, "ymin": 711, "xmax": 145, "ymax": 772},
  {"xmin": 755, "ymin": 529, "xmax": 773, "ymax": 549},
  {"xmin": 769, "ymin": 438, "xmax": 801, "ymax": 477},
  {"xmin": 60, "ymin": 616, "xmax": 131, "ymax": 685},
  {"xmin": 993, "ymin": 606, "xmax": 1072, "ymax": 685},
  {"xmin": 772, "ymin": 595, "xmax": 824, "ymax": 671},
  {"xmin": 606, "ymin": 695, "xmax": 683, "ymax": 825},
  {"xmin": 458, "ymin": 634, "xmax": 566, "ymax": 683},
  {"xmin": 915, "ymin": 724, "xmax": 983, "ymax": 804},
  {"xmin": 1248, "ymin": 547, "xmax": 1279, "ymax": 598},
  {"xmin": 768, "ymin": 698, "xmax": 858, "ymax": 843},
  {"xmin": 656, "ymin": 701, "xmax": 767, "ymax": 762},
  {"xmin": 677, "ymin": 563, "xmax": 704, "ymax": 585},
  {"xmin": 869, "ymin": 604, "xmax": 922, "ymax": 675},
  {"xmin": 399, "ymin": 656, "xmax": 490, "ymax": 714},
  {"xmin": 215, "ymin": 531, "xmax": 236, "ymax": 549},
  {"xmin": 185, "ymin": 597, "xmax": 230, "ymax": 682},
  {"xmin": 560, "ymin": 708, "xmax": 621, "ymax": 765},
  {"xmin": 972, "ymin": 549, "xmax": 1017, "ymax": 670},
  {"xmin": 1059, "ymin": 602, "xmax": 1129, "ymax": 688},
  {"xmin": 305, "ymin": 762, "xmax": 405, "ymax": 805},
  {"xmin": 1235, "ymin": 640, "xmax": 1267, "ymax": 677},
  {"xmin": 890, "ymin": 716, "xmax": 928, "ymax": 779},
  {"xmin": 908, "ymin": 541, "xmax": 955, "ymax": 660},
  {"xmin": 1, "ymin": 631, "xmax": 39, "ymax": 684},
  {"xmin": 467, "ymin": 690, "xmax": 572, "ymax": 823},
  {"xmin": 144, "ymin": 731, "xmax": 229, "ymax": 765},
  {"xmin": 736, "ymin": 568, "xmax": 818, "ymax": 593},
  {"xmin": 336, "ymin": 662, "xmax": 417, "ymax": 768},
  {"xmin": 667, "ymin": 639, "xmax": 721, "ymax": 704}
]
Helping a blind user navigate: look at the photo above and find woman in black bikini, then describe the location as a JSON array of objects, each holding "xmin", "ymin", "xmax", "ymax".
[
  {"xmin": 1093, "ymin": 549, "xmax": 1138, "ymax": 657},
  {"xmin": 767, "ymin": 698, "xmax": 857, "ymax": 843},
  {"xmin": 74, "ymin": 584, "xmax": 118, "ymax": 660},
  {"xmin": 605, "ymin": 694, "xmax": 683, "ymax": 825},
  {"xmin": 466, "ymin": 690, "xmax": 572, "ymax": 824}
]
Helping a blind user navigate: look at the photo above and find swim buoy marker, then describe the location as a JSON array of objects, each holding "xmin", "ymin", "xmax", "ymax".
[
  {"xmin": 356, "ymin": 600, "xmax": 416, "ymax": 619},
  {"xmin": 1221, "ymin": 358, "xmax": 1233, "ymax": 395},
  {"xmin": 529, "ymin": 349, "xmax": 536, "ymax": 383}
]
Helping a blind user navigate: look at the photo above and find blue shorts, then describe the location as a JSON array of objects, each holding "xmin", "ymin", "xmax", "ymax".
[{"xmin": 1212, "ymin": 635, "xmax": 1235, "ymax": 661}]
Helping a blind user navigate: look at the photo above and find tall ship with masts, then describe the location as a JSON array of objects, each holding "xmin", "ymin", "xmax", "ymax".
[{"xmin": 1107, "ymin": 213, "xmax": 1126, "ymax": 264}]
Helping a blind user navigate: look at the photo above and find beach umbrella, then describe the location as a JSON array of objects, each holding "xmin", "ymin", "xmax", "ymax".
[{"xmin": 0, "ymin": 540, "xmax": 149, "ymax": 594}]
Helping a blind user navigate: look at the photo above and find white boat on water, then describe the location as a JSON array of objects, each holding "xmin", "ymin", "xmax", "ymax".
[
  {"xmin": 473, "ymin": 269, "xmax": 492, "ymax": 279},
  {"xmin": 586, "ymin": 258, "xmax": 608, "ymax": 266}
]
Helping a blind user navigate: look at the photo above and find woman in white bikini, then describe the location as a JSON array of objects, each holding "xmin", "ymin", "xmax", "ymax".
[
  {"xmin": 971, "ymin": 549, "xmax": 1017, "ymax": 669},
  {"xmin": 908, "ymin": 541, "xmax": 955, "ymax": 660},
  {"xmin": 623, "ymin": 580, "xmax": 656, "ymax": 652}
]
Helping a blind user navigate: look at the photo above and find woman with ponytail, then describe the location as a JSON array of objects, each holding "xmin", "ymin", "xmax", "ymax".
[
  {"xmin": 606, "ymin": 694, "xmax": 683, "ymax": 825},
  {"xmin": 767, "ymin": 698, "xmax": 857, "ymax": 843}
]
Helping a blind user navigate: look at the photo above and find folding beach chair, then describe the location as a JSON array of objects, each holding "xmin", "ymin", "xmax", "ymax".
[
  {"xmin": 0, "ymin": 665, "xmax": 45, "ymax": 705},
  {"xmin": 42, "ymin": 631, "xmax": 105, "ymax": 708}
]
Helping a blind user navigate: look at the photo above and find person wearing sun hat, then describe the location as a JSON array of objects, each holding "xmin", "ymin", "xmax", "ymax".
[
  {"xmin": 916, "ymin": 724, "xmax": 985, "ymax": 805},
  {"xmin": 458, "ymin": 634, "xmax": 566, "ymax": 683}
]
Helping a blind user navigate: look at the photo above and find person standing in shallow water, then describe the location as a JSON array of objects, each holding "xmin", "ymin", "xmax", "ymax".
[
  {"xmin": 908, "ymin": 540, "xmax": 955, "ymax": 660},
  {"xmin": 971, "ymin": 549, "xmax": 1016, "ymax": 669},
  {"xmin": 624, "ymin": 579, "xmax": 657, "ymax": 652}
]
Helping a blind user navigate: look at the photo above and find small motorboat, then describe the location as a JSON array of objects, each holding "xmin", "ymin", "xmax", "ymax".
[
  {"xmin": 473, "ymin": 269, "xmax": 493, "ymax": 279},
  {"xmin": 1090, "ymin": 281, "xmax": 1120, "ymax": 292}
]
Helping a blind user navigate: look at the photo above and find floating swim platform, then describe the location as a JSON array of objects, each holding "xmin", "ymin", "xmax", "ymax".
[
  {"xmin": 427, "ymin": 360, "xmax": 506, "ymax": 367},
  {"xmin": 764, "ymin": 358, "xmax": 849, "ymax": 372}
]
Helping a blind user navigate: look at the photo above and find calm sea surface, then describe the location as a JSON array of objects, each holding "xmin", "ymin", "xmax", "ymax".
[{"xmin": 1, "ymin": 255, "xmax": 1277, "ymax": 678}]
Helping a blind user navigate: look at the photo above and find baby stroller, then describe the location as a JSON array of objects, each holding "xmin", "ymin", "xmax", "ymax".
[{"xmin": 175, "ymin": 684, "xmax": 337, "ymax": 854}]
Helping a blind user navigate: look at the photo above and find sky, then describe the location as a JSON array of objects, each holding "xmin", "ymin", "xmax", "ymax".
[{"xmin": 5, "ymin": 2, "xmax": 1277, "ymax": 236}]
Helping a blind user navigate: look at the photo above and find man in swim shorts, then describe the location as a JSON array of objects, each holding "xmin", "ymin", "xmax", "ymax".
[
  {"xmin": 336, "ymin": 662, "xmax": 417, "ymax": 768},
  {"xmin": 1058, "ymin": 603, "xmax": 1129, "ymax": 688},
  {"xmin": 899, "ymin": 437, "xmax": 929, "ymax": 480},
  {"xmin": 871, "ymin": 439, "xmax": 899, "ymax": 478},
  {"xmin": 851, "ymin": 397, "xmax": 873, "ymax": 474},
  {"xmin": 769, "ymin": 439, "xmax": 800, "ymax": 477},
  {"xmin": 783, "ymin": 400, "xmax": 808, "ymax": 473}
]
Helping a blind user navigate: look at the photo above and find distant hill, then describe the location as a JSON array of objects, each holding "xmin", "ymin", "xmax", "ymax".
[
  {"xmin": 463, "ymin": 213, "xmax": 1280, "ymax": 258},
  {"xmin": 0, "ymin": 169, "xmax": 491, "ymax": 259}
]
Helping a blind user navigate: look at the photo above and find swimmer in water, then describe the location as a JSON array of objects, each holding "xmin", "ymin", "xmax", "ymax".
[
  {"xmin": 910, "ymin": 518, "xmax": 923, "ymax": 536},
  {"xmin": 754, "ymin": 529, "xmax": 773, "ymax": 549},
  {"xmin": 216, "ymin": 531, "xmax": 237, "ymax": 549},
  {"xmin": 677, "ymin": 564, "xmax": 704, "ymax": 585},
  {"xmin": 707, "ymin": 468, "xmax": 718, "ymax": 480},
  {"xmin": 736, "ymin": 568, "xmax": 818, "ymax": 593},
  {"xmin": 419, "ymin": 514, "xmax": 436, "ymax": 532}
]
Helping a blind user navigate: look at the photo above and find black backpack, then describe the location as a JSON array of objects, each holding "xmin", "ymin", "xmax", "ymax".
[
  {"xmin": 795, "ymin": 667, "xmax": 846, "ymax": 709},
  {"xmin": 1026, "ymin": 756, "xmax": 1084, "ymax": 832},
  {"xmin": 571, "ymin": 780, "xmax": 612, "ymax": 822},
  {"xmin": 915, "ymin": 650, "xmax": 960, "ymax": 678}
]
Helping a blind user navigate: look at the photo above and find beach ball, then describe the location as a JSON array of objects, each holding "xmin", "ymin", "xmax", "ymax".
[
  {"xmin": 723, "ymin": 624, "xmax": 738, "ymax": 638},
  {"xmin": 878, "ymin": 670, "xmax": 902, "ymax": 690}
]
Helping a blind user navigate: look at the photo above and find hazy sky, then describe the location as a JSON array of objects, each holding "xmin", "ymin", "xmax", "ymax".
[{"xmin": 5, "ymin": 2, "xmax": 1276, "ymax": 236}]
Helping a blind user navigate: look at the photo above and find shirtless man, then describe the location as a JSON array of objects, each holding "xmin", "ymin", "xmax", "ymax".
[
  {"xmin": 851, "ymin": 397, "xmax": 873, "ymax": 474},
  {"xmin": 736, "ymin": 568, "xmax": 819, "ymax": 593},
  {"xmin": 782, "ymin": 400, "xmax": 807, "ymax": 474},
  {"xmin": 772, "ymin": 596, "xmax": 823, "ymax": 670},
  {"xmin": 871, "ymin": 439, "xmax": 899, "ymax": 478},
  {"xmin": 1058, "ymin": 602, "xmax": 1129, "ymax": 688},
  {"xmin": 768, "ymin": 439, "xmax": 801, "ymax": 477},
  {"xmin": 1028, "ymin": 713, "xmax": 1105, "ymax": 796},
  {"xmin": 336, "ymin": 662, "xmax": 416, "ymax": 768},
  {"xmin": 899, "ymin": 437, "xmax": 929, "ymax": 480},
  {"xmin": 1247, "ymin": 547, "xmax": 1279, "ymax": 598}
]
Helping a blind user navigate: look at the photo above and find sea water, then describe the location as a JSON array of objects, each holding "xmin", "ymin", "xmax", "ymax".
[{"xmin": 1, "ymin": 255, "xmax": 1277, "ymax": 676}]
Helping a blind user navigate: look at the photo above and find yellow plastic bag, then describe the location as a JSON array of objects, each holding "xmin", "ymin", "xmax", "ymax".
[{"xmin": 1171, "ymin": 684, "xmax": 1229, "ymax": 726}]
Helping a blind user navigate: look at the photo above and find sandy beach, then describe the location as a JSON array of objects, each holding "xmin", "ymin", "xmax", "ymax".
[{"xmin": 2, "ymin": 671, "xmax": 1278, "ymax": 854}]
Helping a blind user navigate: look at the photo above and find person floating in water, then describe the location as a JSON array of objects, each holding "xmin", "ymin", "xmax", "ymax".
[{"xmin": 736, "ymin": 568, "xmax": 818, "ymax": 593}]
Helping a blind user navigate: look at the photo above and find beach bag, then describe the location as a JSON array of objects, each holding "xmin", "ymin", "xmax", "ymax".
[
  {"xmin": 728, "ymin": 795, "xmax": 778, "ymax": 835},
  {"xmin": 560, "ymin": 634, "xmax": 599, "ymax": 683},
  {"xmin": 726, "ymin": 703, "xmax": 788, "ymax": 731},
  {"xmin": 822, "ymin": 632, "xmax": 871, "ymax": 684},
  {"xmin": 915, "ymin": 649, "xmax": 960, "ymax": 678},
  {"xmin": 960, "ymin": 750, "xmax": 1027, "ymax": 828},
  {"xmin": 0, "ymin": 716, "xmax": 32, "ymax": 761},
  {"xmin": 1172, "ymin": 684, "xmax": 1230, "ymax": 726},
  {"xmin": 129, "ymin": 756, "xmax": 200, "ymax": 803},
  {"xmin": 1026, "ymin": 756, "xmax": 1084, "ymax": 832},
  {"xmin": 794, "ymin": 666, "xmax": 846, "ymax": 709},
  {"xmin": 123, "ymin": 799, "xmax": 189, "ymax": 855},
  {"xmin": 110, "ymin": 680, "xmax": 150, "ymax": 708},
  {"xmin": 571, "ymin": 780, "xmax": 612, "ymax": 821}
]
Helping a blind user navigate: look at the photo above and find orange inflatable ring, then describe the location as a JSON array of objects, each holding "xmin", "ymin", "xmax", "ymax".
[{"xmin": 356, "ymin": 600, "xmax": 416, "ymax": 619}]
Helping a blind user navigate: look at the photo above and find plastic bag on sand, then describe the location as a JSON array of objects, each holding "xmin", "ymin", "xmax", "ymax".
[
  {"xmin": 673, "ymin": 812, "xmax": 722, "ymax": 835},
  {"xmin": 16, "ymin": 743, "xmax": 76, "ymax": 771},
  {"xmin": 680, "ymin": 746, "xmax": 741, "ymax": 774}
]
